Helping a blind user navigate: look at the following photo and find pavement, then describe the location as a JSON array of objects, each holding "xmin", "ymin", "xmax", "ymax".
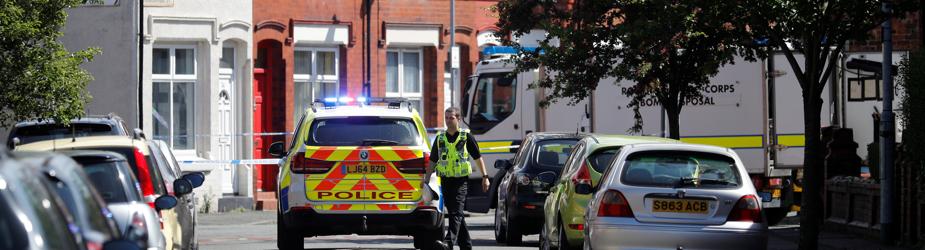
[{"xmin": 196, "ymin": 211, "xmax": 922, "ymax": 250}]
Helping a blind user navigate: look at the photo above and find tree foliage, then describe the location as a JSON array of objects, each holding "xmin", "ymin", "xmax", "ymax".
[
  {"xmin": 739, "ymin": 0, "xmax": 918, "ymax": 248},
  {"xmin": 494, "ymin": 0, "xmax": 759, "ymax": 139},
  {"xmin": 0, "ymin": 0, "xmax": 100, "ymax": 127},
  {"xmin": 899, "ymin": 50, "xmax": 925, "ymax": 181}
]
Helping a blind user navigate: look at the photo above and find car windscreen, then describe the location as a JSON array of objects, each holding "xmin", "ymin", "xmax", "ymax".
[
  {"xmin": 533, "ymin": 139, "xmax": 578, "ymax": 169},
  {"xmin": 588, "ymin": 148, "xmax": 620, "ymax": 173},
  {"xmin": 11, "ymin": 123, "xmax": 118, "ymax": 145},
  {"xmin": 621, "ymin": 151, "xmax": 741, "ymax": 188},
  {"xmin": 306, "ymin": 117, "xmax": 421, "ymax": 146}
]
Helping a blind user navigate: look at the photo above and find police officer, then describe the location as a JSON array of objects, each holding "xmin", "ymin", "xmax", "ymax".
[{"xmin": 425, "ymin": 107, "xmax": 489, "ymax": 250}]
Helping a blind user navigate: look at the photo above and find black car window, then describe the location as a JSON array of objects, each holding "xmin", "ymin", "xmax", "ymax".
[
  {"xmin": 621, "ymin": 151, "xmax": 741, "ymax": 188},
  {"xmin": 512, "ymin": 136, "xmax": 533, "ymax": 167},
  {"xmin": 587, "ymin": 148, "xmax": 621, "ymax": 173},
  {"xmin": 533, "ymin": 139, "xmax": 579, "ymax": 169},
  {"xmin": 25, "ymin": 177, "xmax": 80, "ymax": 250},
  {"xmin": 11, "ymin": 123, "xmax": 118, "ymax": 145},
  {"xmin": 306, "ymin": 117, "xmax": 421, "ymax": 146},
  {"xmin": 0, "ymin": 194, "xmax": 29, "ymax": 250},
  {"xmin": 83, "ymin": 162, "xmax": 132, "ymax": 203},
  {"xmin": 70, "ymin": 172, "xmax": 118, "ymax": 236}
]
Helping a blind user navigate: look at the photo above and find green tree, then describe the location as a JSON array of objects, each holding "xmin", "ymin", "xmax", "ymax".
[
  {"xmin": 494, "ymin": 0, "xmax": 758, "ymax": 139},
  {"xmin": 0, "ymin": 0, "xmax": 100, "ymax": 127},
  {"xmin": 740, "ymin": 0, "xmax": 917, "ymax": 248},
  {"xmin": 899, "ymin": 50, "xmax": 925, "ymax": 185}
]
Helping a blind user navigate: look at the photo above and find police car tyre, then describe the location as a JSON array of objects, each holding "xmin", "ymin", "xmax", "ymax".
[
  {"xmin": 277, "ymin": 213, "xmax": 303, "ymax": 250},
  {"xmin": 505, "ymin": 205, "xmax": 523, "ymax": 246}
]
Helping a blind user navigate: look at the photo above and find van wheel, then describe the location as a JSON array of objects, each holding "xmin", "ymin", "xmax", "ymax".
[{"xmin": 277, "ymin": 213, "xmax": 303, "ymax": 250}]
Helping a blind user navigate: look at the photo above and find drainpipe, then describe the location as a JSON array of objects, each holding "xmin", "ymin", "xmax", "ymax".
[
  {"xmin": 138, "ymin": 0, "xmax": 144, "ymax": 129},
  {"xmin": 879, "ymin": 1, "xmax": 896, "ymax": 244},
  {"xmin": 363, "ymin": 0, "xmax": 374, "ymax": 98}
]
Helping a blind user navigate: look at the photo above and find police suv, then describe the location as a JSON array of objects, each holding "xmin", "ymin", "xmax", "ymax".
[{"xmin": 270, "ymin": 97, "xmax": 444, "ymax": 250}]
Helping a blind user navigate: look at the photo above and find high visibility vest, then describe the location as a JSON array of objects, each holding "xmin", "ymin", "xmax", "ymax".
[{"xmin": 434, "ymin": 130, "xmax": 472, "ymax": 178}]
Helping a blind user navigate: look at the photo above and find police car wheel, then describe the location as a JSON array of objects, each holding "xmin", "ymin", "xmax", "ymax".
[{"xmin": 277, "ymin": 213, "xmax": 303, "ymax": 250}]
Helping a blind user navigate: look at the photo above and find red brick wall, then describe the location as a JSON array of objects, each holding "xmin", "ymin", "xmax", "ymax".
[
  {"xmin": 254, "ymin": 0, "xmax": 500, "ymax": 129},
  {"xmin": 849, "ymin": 11, "xmax": 923, "ymax": 52}
]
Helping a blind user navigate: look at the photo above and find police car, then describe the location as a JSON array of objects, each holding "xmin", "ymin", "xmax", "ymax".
[{"xmin": 270, "ymin": 97, "xmax": 443, "ymax": 250}]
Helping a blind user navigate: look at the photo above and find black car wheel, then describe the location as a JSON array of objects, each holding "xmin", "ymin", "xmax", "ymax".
[
  {"xmin": 505, "ymin": 205, "xmax": 523, "ymax": 246},
  {"xmin": 277, "ymin": 213, "xmax": 303, "ymax": 250},
  {"xmin": 539, "ymin": 223, "xmax": 551, "ymax": 250},
  {"xmin": 494, "ymin": 199, "xmax": 507, "ymax": 243}
]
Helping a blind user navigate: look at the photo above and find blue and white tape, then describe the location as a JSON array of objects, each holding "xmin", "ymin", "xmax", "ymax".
[{"xmin": 178, "ymin": 159, "xmax": 282, "ymax": 165}]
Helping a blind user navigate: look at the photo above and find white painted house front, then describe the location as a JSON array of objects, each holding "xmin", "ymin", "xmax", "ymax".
[{"xmin": 142, "ymin": 0, "xmax": 254, "ymax": 212}]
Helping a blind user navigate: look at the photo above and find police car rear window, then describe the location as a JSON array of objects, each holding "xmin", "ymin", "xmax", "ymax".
[{"xmin": 306, "ymin": 117, "xmax": 420, "ymax": 146}]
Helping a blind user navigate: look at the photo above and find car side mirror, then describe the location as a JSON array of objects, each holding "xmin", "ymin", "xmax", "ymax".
[
  {"xmin": 575, "ymin": 182, "xmax": 593, "ymax": 195},
  {"xmin": 174, "ymin": 179, "xmax": 193, "ymax": 196},
  {"xmin": 494, "ymin": 159, "xmax": 512, "ymax": 170},
  {"xmin": 182, "ymin": 172, "xmax": 205, "ymax": 188},
  {"xmin": 132, "ymin": 128, "xmax": 146, "ymax": 140},
  {"xmin": 268, "ymin": 141, "xmax": 285, "ymax": 157},
  {"xmin": 103, "ymin": 239, "xmax": 141, "ymax": 250},
  {"xmin": 154, "ymin": 195, "xmax": 178, "ymax": 210}
]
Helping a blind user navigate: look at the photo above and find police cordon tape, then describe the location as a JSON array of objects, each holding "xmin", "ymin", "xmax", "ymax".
[
  {"xmin": 176, "ymin": 146, "xmax": 519, "ymax": 166},
  {"xmin": 179, "ymin": 159, "xmax": 282, "ymax": 165}
]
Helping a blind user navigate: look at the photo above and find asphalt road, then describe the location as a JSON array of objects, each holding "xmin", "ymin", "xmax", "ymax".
[
  {"xmin": 197, "ymin": 210, "xmax": 537, "ymax": 250},
  {"xmin": 197, "ymin": 211, "xmax": 901, "ymax": 250}
]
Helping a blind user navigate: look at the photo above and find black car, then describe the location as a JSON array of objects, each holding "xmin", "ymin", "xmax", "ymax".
[
  {"xmin": 7, "ymin": 114, "xmax": 130, "ymax": 149},
  {"xmin": 493, "ymin": 132, "xmax": 583, "ymax": 245},
  {"xmin": 13, "ymin": 151, "xmax": 124, "ymax": 250}
]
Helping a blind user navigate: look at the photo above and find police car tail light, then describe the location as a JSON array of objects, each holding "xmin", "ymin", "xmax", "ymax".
[
  {"xmin": 291, "ymin": 156, "xmax": 335, "ymax": 174},
  {"xmin": 728, "ymin": 194, "xmax": 763, "ymax": 223},
  {"xmin": 597, "ymin": 189, "xmax": 634, "ymax": 218},
  {"xmin": 395, "ymin": 153, "xmax": 428, "ymax": 174}
]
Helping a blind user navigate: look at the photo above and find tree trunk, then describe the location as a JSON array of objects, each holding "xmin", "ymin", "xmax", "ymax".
[
  {"xmin": 799, "ymin": 95, "xmax": 824, "ymax": 250},
  {"xmin": 667, "ymin": 107, "xmax": 681, "ymax": 140}
]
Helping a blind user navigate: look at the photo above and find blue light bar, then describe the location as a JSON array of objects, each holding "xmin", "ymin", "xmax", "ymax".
[
  {"xmin": 356, "ymin": 96, "xmax": 368, "ymax": 103},
  {"xmin": 482, "ymin": 46, "xmax": 540, "ymax": 56},
  {"xmin": 338, "ymin": 97, "xmax": 353, "ymax": 103},
  {"xmin": 323, "ymin": 97, "xmax": 337, "ymax": 103}
]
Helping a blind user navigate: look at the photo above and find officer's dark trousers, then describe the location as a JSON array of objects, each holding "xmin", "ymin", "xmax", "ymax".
[{"xmin": 441, "ymin": 176, "xmax": 471, "ymax": 249}]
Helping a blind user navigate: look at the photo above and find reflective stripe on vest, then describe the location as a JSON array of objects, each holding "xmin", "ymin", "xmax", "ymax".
[{"xmin": 435, "ymin": 131, "xmax": 472, "ymax": 178}]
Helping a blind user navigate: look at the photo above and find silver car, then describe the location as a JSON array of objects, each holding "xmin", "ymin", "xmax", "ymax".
[
  {"xmin": 65, "ymin": 150, "xmax": 175, "ymax": 250},
  {"xmin": 584, "ymin": 143, "xmax": 768, "ymax": 250}
]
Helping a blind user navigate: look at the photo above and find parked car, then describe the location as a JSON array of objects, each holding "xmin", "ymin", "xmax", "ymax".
[
  {"xmin": 0, "ymin": 154, "xmax": 83, "ymax": 250},
  {"xmin": 148, "ymin": 140, "xmax": 204, "ymax": 250},
  {"xmin": 494, "ymin": 132, "xmax": 583, "ymax": 245},
  {"xmin": 65, "ymin": 150, "xmax": 171, "ymax": 250},
  {"xmin": 6, "ymin": 114, "xmax": 131, "ymax": 149},
  {"xmin": 584, "ymin": 143, "xmax": 768, "ymax": 250},
  {"xmin": 13, "ymin": 151, "xmax": 123, "ymax": 250},
  {"xmin": 14, "ymin": 135, "xmax": 196, "ymax": 250},
  {"xmin": 541, "ymin": 134, "xmax": 677, "ymax": 250}
]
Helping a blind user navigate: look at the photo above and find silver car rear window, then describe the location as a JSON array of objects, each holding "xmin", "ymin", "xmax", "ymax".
[{"xmin": 620, "ymin": 151, "xmax": 741, "ymax": 188}]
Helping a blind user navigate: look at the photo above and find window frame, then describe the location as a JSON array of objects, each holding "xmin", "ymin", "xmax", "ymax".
[
  {"xmin": 151, "ymin": 45, "xmax": 197, "ymax": 152},
  {"xmin": 386, "ymin": 48, "xmax": 424, "ymax": 115}
]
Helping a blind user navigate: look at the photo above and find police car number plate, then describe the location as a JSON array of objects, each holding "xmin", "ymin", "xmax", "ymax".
[
  {"xmin": 651, "ymin": 199, "xmax": 709, "ymax": 214},
  {"xmin": 344, "ymin": 163, "xmax": 386, "ymax": 174}
]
